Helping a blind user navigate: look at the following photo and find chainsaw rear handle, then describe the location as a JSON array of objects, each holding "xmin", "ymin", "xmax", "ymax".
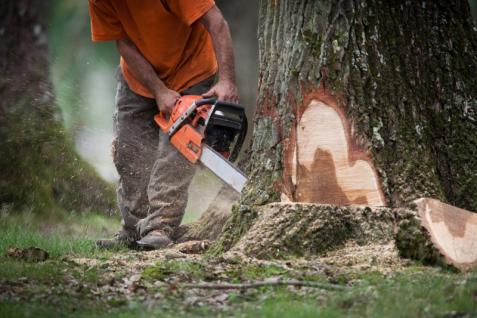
[
  {"xmin": 194, "ymin": 97, "xmax": 216, "ymax": 107},
  {"xmin": 156, "ymin": 98, "xmax": 243, "ymax": 121},
  {"xmin": 195, "ymin": 98, "xmax": 245, "ymax": 113}
]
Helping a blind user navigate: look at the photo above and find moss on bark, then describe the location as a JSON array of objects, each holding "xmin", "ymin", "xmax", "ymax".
[
  {"xmin": 395, "ymin": 210, "xmax": 451, "ymax": 269},
  {"xmin": 0, "ymin": 97, "xmax": 115, "ymax": 213},
  {"xmin": 208, "ymin": 204, "xmax": 259, "ymax": 255}
]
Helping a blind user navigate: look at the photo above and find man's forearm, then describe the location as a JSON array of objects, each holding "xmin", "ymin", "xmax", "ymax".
[
  {"xmin": 199, "ymin": 6, "xmax": 239, "ymax": 102},
  {"xmin": 200, "ymin": 7, "xmax": 236, "ymax": 84},
  {"xmin": 116, "ymin": 38, "xmax": 167, "ymax": 96},
  {"xmin": 116, "ymin": 38, "xmax": 180, "ymax": 113}
]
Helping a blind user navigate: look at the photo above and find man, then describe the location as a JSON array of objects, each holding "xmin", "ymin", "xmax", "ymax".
[{"xmin": 88, "ymin": 0, "xmax": 239, "ymax": 249}]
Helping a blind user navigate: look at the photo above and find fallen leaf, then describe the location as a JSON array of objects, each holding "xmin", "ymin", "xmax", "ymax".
[
  {"xmin": 6, "ymin": 247, "xmax": 23, "ymax": 259},
  {"xmin": 71, "ymin": 258, "xmax": 99, "ymax": 267},
  {"xmin": 178, "ymin": 240, "xmax": 211, "ymax": 254},
  {"xmin": 215, "ymin": 292, "xmax": 229, "ymax": 303},
  {"xmin": 164, "ymin": 251, "xmax": 186, "ymax": 259},
  {"xmin": 184, "ymin": 295, "xmax": 200, "ymax": 306},
  {"xmin": 6, "ymin": 246, "xmax": 49, "ymax": 262},
  {"xmin": 130, "ymin": 274, "xmax": 141, "ymax": 283}
]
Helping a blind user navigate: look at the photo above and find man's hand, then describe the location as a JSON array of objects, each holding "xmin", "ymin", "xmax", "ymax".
[
  {"xmin": 154, "ymin": 87, "xmax": 180, "ymax": 114},
  {"xmin": 202, "ymin": 79, "xmax": 239, "ymax": 103}
]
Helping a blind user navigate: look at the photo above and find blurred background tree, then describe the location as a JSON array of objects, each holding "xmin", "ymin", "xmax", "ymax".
[
  {"xmin": 49, "ymin": 0, "xmax": 119, "ymax": 181},
  {"xmin": 0, "ymin": 0, "xmax": 115, "ymax": 214}
]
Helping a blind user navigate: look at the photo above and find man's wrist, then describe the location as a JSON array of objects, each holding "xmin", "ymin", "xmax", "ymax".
[
  {"xmin": 152, "ymin": 81, "xmax": 168, "ymax": 98},
  {"xmin": 218, "ymin": 76, "xmax": 236, "ymax": 86}
]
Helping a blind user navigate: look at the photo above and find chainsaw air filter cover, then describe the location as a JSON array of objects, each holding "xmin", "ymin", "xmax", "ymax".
[{"xmin": 204, "ymin": 101, "xmax": 247, "ymax": 162}]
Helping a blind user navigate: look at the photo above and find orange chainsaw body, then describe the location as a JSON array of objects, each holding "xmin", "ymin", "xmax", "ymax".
[{"xmin": 154, "ymin": 95, "xmax": 212, "ymax": 163}]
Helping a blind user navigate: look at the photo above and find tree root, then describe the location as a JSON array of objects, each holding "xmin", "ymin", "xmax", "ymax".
[{"xmin": 181, "ymin": 279, "xmax": 347, "ymax": 291}]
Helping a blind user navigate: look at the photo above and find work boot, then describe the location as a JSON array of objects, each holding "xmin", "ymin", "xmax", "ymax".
[
  {"xmin": 96, "ymin": 229, "xmax": 138, "ymax": 250},
  {"xmin": 136, "ymin": 230, "xmax": 172, "ymax": 250}
]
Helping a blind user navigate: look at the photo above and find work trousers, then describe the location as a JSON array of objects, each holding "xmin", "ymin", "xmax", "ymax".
[{"xmin": 113, "ymin": 71, "xmax": 215, "ymax": 239}]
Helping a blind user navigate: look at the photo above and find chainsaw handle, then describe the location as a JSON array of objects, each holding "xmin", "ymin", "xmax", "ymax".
[
  {"xmin": 214, "ymin": 100, "xmax": 245, "ymax": 113},
  {"xmin": 195, "ymin": 98, "xmax": 245, "ymax": 113},
  {"xmin": 195, "ymin": 98, "xmax": 217, "ymax": 107},
  {"xmin": 154, "ymin": 112, "xmax": 169, "ymax": 133}
]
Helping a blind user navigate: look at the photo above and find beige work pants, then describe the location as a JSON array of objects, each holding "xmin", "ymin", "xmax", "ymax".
[{"xmin": 113, "ymin": 71, "xmax": 215, "ymax": 239}]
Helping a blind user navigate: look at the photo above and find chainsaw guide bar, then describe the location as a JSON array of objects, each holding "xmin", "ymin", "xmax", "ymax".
[{"xmin": 200, "ymin": 144, "xmax": 247, "ymax": 192}]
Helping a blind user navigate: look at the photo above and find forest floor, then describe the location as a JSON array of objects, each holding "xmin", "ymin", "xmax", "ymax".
[{"xmin": 0, "ymin": 209, "xmax": 476, "ymax": 318}]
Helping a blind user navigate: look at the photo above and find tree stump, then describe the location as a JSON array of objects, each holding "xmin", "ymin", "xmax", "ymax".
[{"xmin": 228, "ymin": 203, "xmax": 398, "ymax": 259}]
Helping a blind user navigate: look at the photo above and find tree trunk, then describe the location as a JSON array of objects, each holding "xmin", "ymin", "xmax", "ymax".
[
  {"xmin": 0, "ymin": 1, "xmax": 115, "ymax": 213},
  {"xmin": 210, "ymin": 0, "xmax": 477, "ymax": 268}
]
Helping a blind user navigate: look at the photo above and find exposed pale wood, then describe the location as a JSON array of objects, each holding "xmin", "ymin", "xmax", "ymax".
[
  {"xmin": 415, "ymin": 198, "xmax": 477, "ymax": 270},
  {"xmin": 284, "ymin": 99, "xmax": 384, "ymax": 206}
]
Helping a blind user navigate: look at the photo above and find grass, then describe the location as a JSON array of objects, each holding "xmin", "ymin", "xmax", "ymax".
[
  {"xmin": 0, "ymin": 209, "xmax": 122, "ymax": 282},
  {"xmin": 0, "ymin": 210, "xmax": 476, "ymax": 318},
  {"xmin": 3, "ymin": 270, "xmax": 475, "ymax": 318},
  {"xmin": 1, "ymin": 272, "xmax": 477, "ymax": 318},
  {"xmin": 0, "ymin": 208, "xmax": 120, "ymax": 257},
  {"xmin": 141, "ymin": 261, "xmax": 290, "ymax": 283},
  {"xmin": 142, "ymin": 260, "xmax": 206, "ymax": 281},
  {"xmin": 1, "ymin": 222, "xmax": 95, "ymax": 258},
  {"xmin": 236, "ymin": 270, "xmax": 477, "ymax": 318},
  {"xmin": 0, "ymin": 301, "xmax": 218, "ymax": 318}
]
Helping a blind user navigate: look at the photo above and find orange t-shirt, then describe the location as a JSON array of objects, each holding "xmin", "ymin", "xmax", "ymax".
[{"xmin": 88, "ymin": 0, "xmax": 218, "ymax": 98}]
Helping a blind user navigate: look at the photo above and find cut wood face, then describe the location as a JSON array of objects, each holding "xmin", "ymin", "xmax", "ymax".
[
  {"xmin": 415, "ymin": 198, "xmax": 477, "ymax": 270},
  {"xmin": 285, "ymin": 100, "xmax": 384, "ymax": 206}
]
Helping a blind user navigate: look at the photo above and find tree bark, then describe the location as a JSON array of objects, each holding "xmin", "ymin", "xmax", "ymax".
[
  {"xmin": 210, "ymin": 0, "xmax": 477, "ymax": 262},
  {"xmin": 0, "ymin": 1, "xmax": 115, "ymax": 213}
]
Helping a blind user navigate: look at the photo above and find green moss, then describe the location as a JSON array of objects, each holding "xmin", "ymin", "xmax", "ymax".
[
  {"xmin": 208, "ymin": 205, "xmax": 258, "ymax": 256},
  {"xmin": 395, "ymin": 211, "xmax": 452, "ymax": 269},
  {"xmin": 223, "ymin": 264, "xmax": 289, "ymax": 282},
  {"xmin": 301, "ymin": 29, "xmax": 322, "ymax": 57},
  {"xmin": 142, "ymin": 260, "xmax": 205, "ymax": 282}
]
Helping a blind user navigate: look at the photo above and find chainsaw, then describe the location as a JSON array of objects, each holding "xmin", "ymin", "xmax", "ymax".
[{"xmin": 154, "ymin": 95, "xmax": 248, "ymax": 192}]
